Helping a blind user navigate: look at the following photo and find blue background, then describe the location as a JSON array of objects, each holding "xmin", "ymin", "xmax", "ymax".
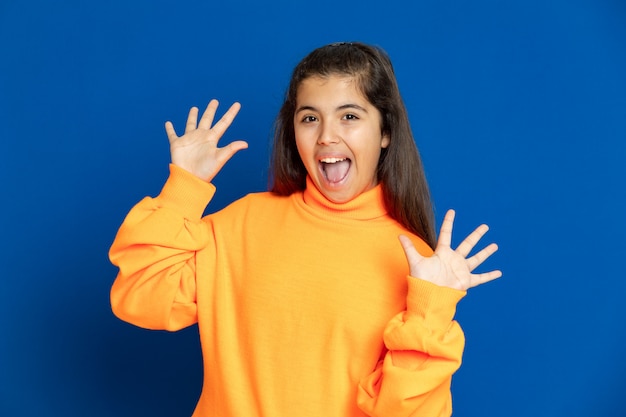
[{"xmin": 1, "ymin": 0, "xmax": 625, "ymax": 416}]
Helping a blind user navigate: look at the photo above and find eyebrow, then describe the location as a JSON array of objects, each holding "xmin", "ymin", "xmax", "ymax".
[{"xmin": 295, "ymin": 103, "xmax": 369, "ymax": 114}]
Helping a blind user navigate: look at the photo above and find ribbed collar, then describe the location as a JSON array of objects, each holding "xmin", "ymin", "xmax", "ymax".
[{"xmin": 299, "ymin": 176, "xmax": 388, "ymax": 221}]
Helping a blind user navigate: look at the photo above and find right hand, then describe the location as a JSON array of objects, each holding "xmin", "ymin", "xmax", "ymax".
[{"xmin": 165, "ymin": 99, "xmax": 248, "ymax": 182}]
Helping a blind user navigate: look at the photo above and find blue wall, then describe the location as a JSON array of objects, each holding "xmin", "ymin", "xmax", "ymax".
[{"xmin": 1, "ymin": 1, "xmax": 625, "ymax": 416}]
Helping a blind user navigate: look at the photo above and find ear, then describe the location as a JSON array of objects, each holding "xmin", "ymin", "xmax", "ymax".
[{"xmin": 381, "ymin": 132, "xmax": 390, "ymax": 148}]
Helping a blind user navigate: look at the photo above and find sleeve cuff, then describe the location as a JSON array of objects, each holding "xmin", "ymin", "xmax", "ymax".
[
  {"xmin": 405, "ymin": 277, "xmax": 466, "ymax": 330},
  {"xmin": 155, "ymin": 164, "xmax": 216, "ymax": 220}
]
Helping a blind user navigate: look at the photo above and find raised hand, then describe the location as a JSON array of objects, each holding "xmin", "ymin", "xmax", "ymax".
[
  {"xmin": 165, "ymin": 99, "xmax": 248, "ymax": 182},
  {"xmin": 398, "ymin": 210, "xmax": 502, "ymax": 291}
]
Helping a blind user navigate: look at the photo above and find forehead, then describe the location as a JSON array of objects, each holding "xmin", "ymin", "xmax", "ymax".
[{"xmin": 296, "ymin": 75, "xmax": 367, "ymax": 104}]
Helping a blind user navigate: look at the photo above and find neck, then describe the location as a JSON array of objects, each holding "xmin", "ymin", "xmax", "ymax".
[{"xmin": 301, "ymin": 176, "xmax": 388, "ymax": 221}]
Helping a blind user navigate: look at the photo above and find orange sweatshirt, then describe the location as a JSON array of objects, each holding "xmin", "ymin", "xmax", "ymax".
[{"xmin": 110, "ymin": 165, "xmax": 466, "ymax": 417}]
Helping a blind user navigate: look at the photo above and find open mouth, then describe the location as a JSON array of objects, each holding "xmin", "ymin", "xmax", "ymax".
[{"xmin": 320, "ymin": 157, "xmax": 351, "ymax": 184}]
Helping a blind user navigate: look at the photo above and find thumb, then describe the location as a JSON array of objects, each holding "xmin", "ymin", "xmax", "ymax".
[
  {"xmin": 227, "ymin": 140, "xmax": 249, "ymax": 154},
  {"xmin": 398, "ymin": 234, "xmax": 425, "ymax": 268},
  {"xmin": 215, "ymin": 140, "xmax": 249, "ymax": 166}
]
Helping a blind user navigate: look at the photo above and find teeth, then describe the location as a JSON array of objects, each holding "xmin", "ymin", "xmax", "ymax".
[{"xmin": 320, "ymin": 157, "xmax": 346, "ymax": 163}]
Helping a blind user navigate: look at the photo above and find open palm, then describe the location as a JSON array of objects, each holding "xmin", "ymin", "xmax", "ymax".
[
  {"xmin": 399, "ymin": 210, "xmax": 502, "ymax": 291},
  {"xmin": 165, "ymin": 99, "xmax": 248, "ymax": 182}
]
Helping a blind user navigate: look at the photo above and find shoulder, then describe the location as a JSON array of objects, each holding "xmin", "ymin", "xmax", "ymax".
[
  {"xmin": 204, "ymin": 190, "xmax": 299, "ymax": 235},
  {"xmin": 385, "ymin": 220, "xmax": 433, "ymax": 257},
  {"xmin": 234, "ymin": 190, "xmax": 291, "ymax": 206},
  {"xmin": 210, "ymin": 190, "xmax": 294, "ymax": 218}
]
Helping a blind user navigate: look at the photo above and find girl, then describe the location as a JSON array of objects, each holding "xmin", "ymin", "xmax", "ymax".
[{"xmin": 110, "ymin": 42, "xmax": 501, "ymax": 417}]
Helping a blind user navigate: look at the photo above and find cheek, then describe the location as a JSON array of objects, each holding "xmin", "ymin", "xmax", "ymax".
[
  {"xmin": 370, "ymin": 148, "xmax": 383, "ymax": 167},
  {"xmin": 293, "ymin": 129, "xmax": 304, "ymax": 153},
  {"xmin": 365, "ymin": 137, "xmax": 385, "ymax": 161},
  {"xmin": 293, "ymin": 126, "xmax": 307, "ymax": 149},
  {"xmin": 294, "ymin": 136, "xmax": 313, "ymax": 169},
  {"xmin": 294, "ymin": 127, "xmax": 317, "ymax": 154},
  {"xmin": 294, "ymin": 133, "xmax": 304, "ymax": 150}
]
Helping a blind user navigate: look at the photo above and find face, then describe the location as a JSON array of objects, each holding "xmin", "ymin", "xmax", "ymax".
[{"xmin": 294, "ymin": 75, "xmax": 390, "ymax": 203}]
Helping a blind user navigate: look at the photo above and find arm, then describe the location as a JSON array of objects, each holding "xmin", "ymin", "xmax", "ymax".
[
  {"xmin": 358, "ymin": 210, "xmax": 501, "ymax": 417},
  {"xmin": 109, "ymin": 101, "xmax": 247, "ymax": 331},
  {"xmin": 109, "ymin": 165, "xmax": 215, "ymax": 331}
]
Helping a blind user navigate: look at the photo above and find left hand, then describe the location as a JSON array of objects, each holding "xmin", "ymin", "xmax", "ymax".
[{"xmin": 398, "ymin": 209, "xmax": 502, "ymax": 291}]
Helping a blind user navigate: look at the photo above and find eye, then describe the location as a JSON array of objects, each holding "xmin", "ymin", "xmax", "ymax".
[
  {"xmin": 343, "ymin": 113, "xmax": 359, "ymax": 121},
  {"xmin": 301, "ymin": 115, "xmax": 318, "ymax": 123}
]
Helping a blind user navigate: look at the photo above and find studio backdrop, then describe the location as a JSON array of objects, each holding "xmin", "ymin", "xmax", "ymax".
[{"xmin": 1, "ymin": 1, "xmax": 625, "ymax": 416}]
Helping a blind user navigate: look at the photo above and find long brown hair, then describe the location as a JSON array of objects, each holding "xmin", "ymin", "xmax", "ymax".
[{"xmin": 270, "ymin": 42, "xmax": 436, "ymax": 249}]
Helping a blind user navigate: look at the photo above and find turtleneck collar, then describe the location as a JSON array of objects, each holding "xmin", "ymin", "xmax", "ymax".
[{"xmin": 299, "ymin": 176, "xmax": 388, "ymax": 221}]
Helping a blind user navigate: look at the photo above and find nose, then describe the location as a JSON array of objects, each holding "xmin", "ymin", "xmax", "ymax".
[{"xmin": 317, "ymin": 121, "xmax": 340, "ymax": 145}]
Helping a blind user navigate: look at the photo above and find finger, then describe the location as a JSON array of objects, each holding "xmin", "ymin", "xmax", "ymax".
[
  {"xmin": 185, "ymin": 106, "xmax": 200, "ymax": 133},
  {"xmin": 466, "ymin": 243, "xmax": 499, "ymax": 271},
  {"xmin": 468, "ymin": 269, "xmax": 503, "ymax": 289},
  {"xmin": 216, "ymin": 140, "xmax": 249, "ymax": 163},
  {"xmin": 398, "ymin": 234, "xmax": 424, "ymax": 267},
  {"xmin": 197, "ymin": 99, "xmax": 219, "ymax": 130},
  {"xmin": 437, "ymin": 209, "xmax": 456, "ymax": 248},
  {"xmin": 204, "ymin": 140, "xmax": 249, "ymax": 181},
  {"xmin": 456, "ymin": 224, "xmax": 489, "ymax": 258},
  {"xmin": 164, "ymin": 121, "xmax": 178, "ymax": 143},
  {"xmin": 209, "ymin": 102, "xmax": 241, "ymax": 140}
]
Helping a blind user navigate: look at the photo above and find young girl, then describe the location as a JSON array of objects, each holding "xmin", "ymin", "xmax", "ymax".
[{"xmin": 110, "ymin": 42, "xmax": 501, "ymax": 417}]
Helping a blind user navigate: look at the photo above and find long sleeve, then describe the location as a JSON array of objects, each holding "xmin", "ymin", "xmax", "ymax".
[
  {"xmin": 357, "ymin": 277, "xmax": 466, "ymax": 417},
  {"xmin": 109, "ymin": 165, "xmax": 216, "ymax": 331},
  {"xmin": 108, "ymin": 170, "xmax": 470, "ymax": 417}
]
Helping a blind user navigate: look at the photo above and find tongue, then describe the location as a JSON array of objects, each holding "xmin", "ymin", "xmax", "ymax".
[{"xmin": 324, "ymin": 160, "xmax": 350, "ymax": 183}]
